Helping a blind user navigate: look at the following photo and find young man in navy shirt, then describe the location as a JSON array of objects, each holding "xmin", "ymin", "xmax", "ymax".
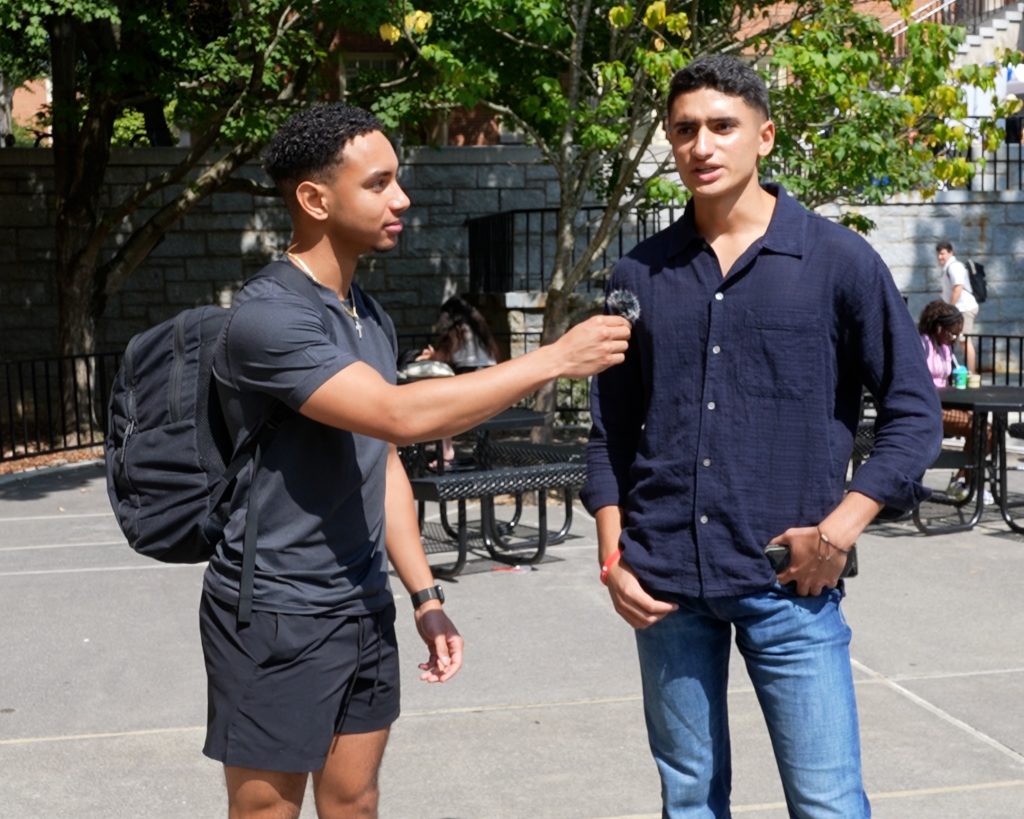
[{"xmin": 583, "ymin": 55, "xmax": 941, "ymax": 817}]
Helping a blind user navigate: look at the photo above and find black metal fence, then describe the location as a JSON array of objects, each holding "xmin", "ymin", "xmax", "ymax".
[
  {"xmin": 0, "ymin": 334, "xmax": 593, "ymax": 463},
  {"xmin": 467, "ymin": 205, "xmax": 685, "ymax": 295},
  {"xmin": 1, "ymin": 353, "xmax": 122, "ymax": 462},
  {"xmin": 2, "ymin": 332, "xmax": 1020, "ymax": 463}
]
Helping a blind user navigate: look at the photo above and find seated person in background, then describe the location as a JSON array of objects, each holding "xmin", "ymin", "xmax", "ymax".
[
  {"xmin": 418, "ymin": 296, "xmax": 503, "ymax": 464},
  {"xmin": 419, "ymin": 296, "xmax": 501, "ymax": 373},
  {"xmin": 918, "ymin": 299, "xmax": 990, "ymax": 501}
]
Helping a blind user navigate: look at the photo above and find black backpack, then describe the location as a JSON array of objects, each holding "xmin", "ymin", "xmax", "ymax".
[
  {"xmin": 104, "ymin": 261, "xmax": 332, "ymax": 622},
  {"xmin": 966, "ymin": 259, "xmax": 988, "ymax": 303}
]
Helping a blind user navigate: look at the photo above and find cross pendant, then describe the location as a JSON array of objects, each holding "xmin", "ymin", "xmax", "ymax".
[{"xmin": 354, "ymin": 318, "xmax": 363, "ymax": 338}]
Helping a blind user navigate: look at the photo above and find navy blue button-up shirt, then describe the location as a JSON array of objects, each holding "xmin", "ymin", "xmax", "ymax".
[{"xmin": 581, "ymin": 185, "xmax": 942, "ymax": 599}]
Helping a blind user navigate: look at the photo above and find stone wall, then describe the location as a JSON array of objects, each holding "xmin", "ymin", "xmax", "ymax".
[
  {"xmin": 831, "ymin": 190, "xmax": 1024, "ymax": 336},
  {"xmin": 2, "ymin": 147, "xmax": 1023, "ymax": 361},
  {"xmin": 0, "ymin": 145, "xmax": 559, "ymax": 359}
]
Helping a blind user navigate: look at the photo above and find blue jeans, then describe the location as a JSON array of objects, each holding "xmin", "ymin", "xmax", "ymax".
[{"xmin": 635, "ymin": 584, "xmax": 870, "ymax": 818}]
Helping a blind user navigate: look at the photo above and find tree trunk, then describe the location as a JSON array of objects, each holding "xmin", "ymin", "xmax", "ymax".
[
  {"xmin": 50, "ymin": 15, "xmax": 114, "ymax": 441},
  {"xmin": 532, "ymin": 286, "xmax": 573, "ymax": 444}
]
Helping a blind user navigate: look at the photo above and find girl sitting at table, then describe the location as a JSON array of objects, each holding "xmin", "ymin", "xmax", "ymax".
[
  {"xmin": 418, "ymin": 296, "xmax": 503, "ymax": 466},
  {"xmin": 918, "ymin": 300, "xmax": 990, "ymax": 501}
]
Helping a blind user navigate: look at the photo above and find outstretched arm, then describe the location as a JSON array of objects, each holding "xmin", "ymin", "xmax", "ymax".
[
  {"xmin": 383, "ymin": 446, "xmax": 462, "ymax": 683},
  {"xmin": 300, "ymin": 315, "xmax": 630, "ymax": 444}
]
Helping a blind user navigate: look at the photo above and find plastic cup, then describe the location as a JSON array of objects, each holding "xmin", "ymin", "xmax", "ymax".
[
  {"xmin": 968, "ymin": 374, "xmax": 981, "ymax": 389},
  {"xmin": 953, "ymin": 366, "xmax": 969, "ymax": 389}
]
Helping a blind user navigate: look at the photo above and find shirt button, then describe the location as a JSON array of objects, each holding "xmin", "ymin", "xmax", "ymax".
[
  {"xmin": 702, "ymin": 458, "xmax": 712, "ymax": 467},
  {"xmin": 699, "ymin": 514, "xmax": 709, "ymax": 524},
  {"xmin": 712, "ymin": 345, "xmax": 721, "ymax": 354},
  {"xmin": 707, "ymin": 401, "xmax": 716, "ymax": 410},
  {"xmin": 714, "ymin": 292, "xmax": 724, "ymax": 301}
]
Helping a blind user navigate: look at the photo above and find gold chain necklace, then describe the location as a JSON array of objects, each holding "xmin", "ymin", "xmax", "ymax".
[{"xmin": 286, "ymin": 251, "xmax": 363, "ymax": 338}]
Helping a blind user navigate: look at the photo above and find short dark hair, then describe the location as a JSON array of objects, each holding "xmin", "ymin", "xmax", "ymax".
[
  {"xmin": 918, "ymin": 299, "xmax": 963, "ymax": 337},
  {"xmin": 666, "ymin": 54, "xmax": 770, "ymax": 120},
  {"xmin": 935, "ymin": 240, "xmax": 954, "ymax": 254},
  {"xmin": 264, "ymin": 103, "xmax": 384, "ymax": 193}
]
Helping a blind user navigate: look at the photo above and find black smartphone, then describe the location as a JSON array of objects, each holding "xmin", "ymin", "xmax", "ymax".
[{"xmin": 764, "ymin": 543, "xmax": 858, "ymax": 578}]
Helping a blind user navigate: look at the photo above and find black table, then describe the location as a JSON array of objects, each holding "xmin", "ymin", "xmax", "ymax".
[
  {"xmin": 399, "ymin": 407, "xmax": 545, "ymax": 477},
  {"xmin": 914, "ymin": 386, "xmax": 1024, "ymax": 534}
]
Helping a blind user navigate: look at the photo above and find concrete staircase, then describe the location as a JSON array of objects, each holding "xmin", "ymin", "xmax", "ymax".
[{"xmin": 953, "ymin": 3, "xmax": 1023, "ymax": 67}]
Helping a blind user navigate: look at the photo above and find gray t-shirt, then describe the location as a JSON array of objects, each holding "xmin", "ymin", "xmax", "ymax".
[{"xmin": 204, "ymin": 269, "xmax": 398, "ymax": 615}]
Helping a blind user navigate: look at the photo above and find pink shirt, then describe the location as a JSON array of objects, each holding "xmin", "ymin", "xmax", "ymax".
[{"xmin": 921, "ymin": 334, "xmax": 952, "ymax": 388}]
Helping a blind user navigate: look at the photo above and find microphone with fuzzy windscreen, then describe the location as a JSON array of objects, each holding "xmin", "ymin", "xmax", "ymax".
[{"xmin": 606, "ymin": 289, "xmax": 641, "ymax": 324}]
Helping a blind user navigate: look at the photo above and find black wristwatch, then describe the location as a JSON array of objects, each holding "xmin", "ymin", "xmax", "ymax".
[{"xmin": 410, "ymin": 585, "xmax": 445, "ymax": 609}]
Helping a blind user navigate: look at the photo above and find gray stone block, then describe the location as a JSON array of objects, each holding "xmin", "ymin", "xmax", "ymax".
[
  {"xmin": 404, "ymin": 188, "xmax": 454, "ymax": 206},
  {"xmin": 499, "ymin": 188, "xmax": 548, "ymax": 212},
  {"xmin": 211, "ymin": 192, "xmax": 255, "ymax": 213},
  {"xmin": 406, "ymin": 163, "xmax": 478, "ymax": 189},
  {"xmin": 182, "ymin": 212, "xmax": 252, "ymax": 231},
  {"xmin": 148, "ymin": 233, "xmax": 207, "ymax": 257},
  {"xmin": 453, "ymin": 189, "xmax": 500, "ymax": 213},
  {"xmin": 380, "ymin": 289, "xmax": 421, "ymax": 306},
  {"xmin": 478, "ymin": 165, "xmax": 526, "ymax": 189},
  {"xmin": 403, "ymin": 226, "xmax": 467, "ymax": 255},
  {"xmin": 526, "ymin": 164, "xmax": 559, "ymax": 182}
]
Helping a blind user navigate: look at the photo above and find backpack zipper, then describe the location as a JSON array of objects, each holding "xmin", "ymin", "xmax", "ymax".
[
  {"xmin": 120, "ymin": 335, "xmax": 139, "ymax": 463},
  {"xmin": 169, "ymin": 312, "xmax": 186, "ymax": 422}
]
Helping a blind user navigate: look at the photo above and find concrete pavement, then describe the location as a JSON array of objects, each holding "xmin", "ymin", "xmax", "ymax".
[{"xmin": 1, "ymin": 459, "xmax": 1022, "ymax": 818}]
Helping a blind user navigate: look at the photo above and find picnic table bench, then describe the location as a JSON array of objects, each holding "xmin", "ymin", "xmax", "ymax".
[{"xmin": 408, "ymin": 439, "xmax": 587, "ymax": 579}]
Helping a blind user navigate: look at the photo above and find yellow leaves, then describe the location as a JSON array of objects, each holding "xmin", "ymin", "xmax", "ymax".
[
  {"xmin": 380, "ymin": 8, "xmax": 432, "ymax": 43},
  {"xmin": 608, "ymin": 5, "xmax": 634, "ymax": 28},
  {"xmin": 652, "ymin": 36, "xmax": 666, "ymax": 52},
  {"xmin": 933, "ymin": 84, "xmax": 958, "ymax": 109},
  {"xmin": 665, "ymin": 13, "xmax": 689, "ymax": 37},
  {"xmin": 643, "ymin": 1, "xmax": 666, "ymax": 29},
  {"xmin": 405, "ymin": 10, "xmax": 433, "ymax": 35}
]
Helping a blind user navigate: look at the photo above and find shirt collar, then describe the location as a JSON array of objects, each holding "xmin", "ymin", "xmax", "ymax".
[{"xmin": 666, "ymin": 182, "xmax": 807, "ymax": 260}]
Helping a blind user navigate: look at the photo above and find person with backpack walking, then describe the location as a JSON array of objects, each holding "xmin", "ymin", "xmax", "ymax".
[
  {"xmin": 199, "ymin": 104, "xmax": 630, "ymax": 817},
  {"xmin": 936, "ymin": 239, "xmax": 979, "ymax": 373}
]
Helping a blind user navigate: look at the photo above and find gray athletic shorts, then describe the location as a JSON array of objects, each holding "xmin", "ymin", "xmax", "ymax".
[{"xmin": 199, "ymin": 593, "xmax": 401, "ymax": 772}]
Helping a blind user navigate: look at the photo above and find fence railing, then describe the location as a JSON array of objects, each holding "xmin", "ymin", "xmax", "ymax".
[
  {"xmin": 2, "ymin": 332, "xmax": 1019, "ymax": 463},
  {"xmin": 0, "ymin": 334, "xmax": 592, "ymax": 463},
  {"xmin": 1, "ymin": 353, "xmax": 122, "ymax": 462},
  {"xmin": 466, "ymin": 205, "xmax": 686, "ymax": 295}
]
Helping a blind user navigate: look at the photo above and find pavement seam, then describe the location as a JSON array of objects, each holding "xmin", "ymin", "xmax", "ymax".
[
  {"xmin": 851, "ymin": 658, "xmax": 1024, "ymax": 764},
  {"xmin": 597, "ymin": 780, "xmax": 1024, "ymax": 818},
  {"xmin": 0, "ymin": 563, "xmax": 206, "ymax": 578},
  {"xmin": 0, "ymin": 511, "xmax": 113, "ymax": 522},
  {"xmin": 0, "ymin": 539, "xmax": 123, "ymax": 552}
]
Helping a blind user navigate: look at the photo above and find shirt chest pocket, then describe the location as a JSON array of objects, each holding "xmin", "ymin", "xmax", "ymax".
[{"xmin": 738, "ymin": 309, "xmax": 822, "ymax": 400}]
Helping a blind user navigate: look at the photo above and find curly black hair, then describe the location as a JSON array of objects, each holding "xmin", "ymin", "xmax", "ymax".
[
  {"xmin": 666, "ymin": 54, "xmax": 770, "ymax": 120},
  {"xmin": 918, "ymin": 299, "xmax": 963, "ymax": 339},
  {"xmin": 264, "ymin": 103, "xmax": 383, "ymax": 193}
]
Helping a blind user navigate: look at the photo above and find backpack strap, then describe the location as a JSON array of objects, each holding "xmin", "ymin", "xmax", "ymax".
[
  {"xmin": 228, "ymin": 258, "xmax": 339, "ymax": 624},
  {"xmin": 237, "ymin": 439, "xmax": 265, "ymax": 624}
]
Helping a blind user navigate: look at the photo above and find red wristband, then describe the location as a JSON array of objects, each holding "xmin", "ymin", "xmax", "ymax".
[{"xmin": 600, "ymin": 548, "xmax": 622, "ymax": 586}]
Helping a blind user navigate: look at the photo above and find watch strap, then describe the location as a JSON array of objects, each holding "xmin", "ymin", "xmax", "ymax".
[{"xmin": 410, "ymin": 585, "xmax": 444, "ymax": 609}]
